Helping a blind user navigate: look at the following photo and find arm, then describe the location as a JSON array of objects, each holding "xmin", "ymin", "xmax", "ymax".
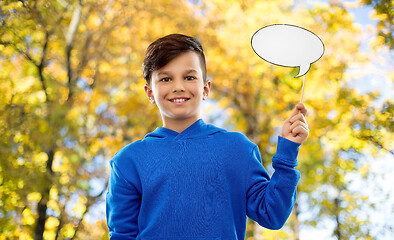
[
  {"xmin": 246, "ymin": 137, "xmax": 300, "ymax": 230},
  {"xmin": 246, "ymin": 103, "xmax": 308, "ymax": 229},
  {"xmin": 106, "ymin": 160, "xmax": 141, "ymax": 239}
]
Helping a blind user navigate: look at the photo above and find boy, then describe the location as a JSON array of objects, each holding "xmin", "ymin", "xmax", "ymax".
[{"xmin": 106, "ymin": 34, "xmax": 309, "ymax": 240}]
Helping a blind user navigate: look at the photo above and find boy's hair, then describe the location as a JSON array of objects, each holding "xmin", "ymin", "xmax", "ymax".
[{"xmin": 142, "ymin": 34, "xmax": 207, "ymax": 85}]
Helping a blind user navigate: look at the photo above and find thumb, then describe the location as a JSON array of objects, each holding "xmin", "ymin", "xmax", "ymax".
[{"xmin": 295, "ymin": 103, "xmax": 308, "ymax": 117}]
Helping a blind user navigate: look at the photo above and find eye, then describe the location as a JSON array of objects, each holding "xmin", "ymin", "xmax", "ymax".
[
  {"xmin": 160, "ymin": 77, "xmax": 171, "ymax": 82},
  {"xmin": 185, "ymin": 76, "xmax": 196, "ymax": 81}
]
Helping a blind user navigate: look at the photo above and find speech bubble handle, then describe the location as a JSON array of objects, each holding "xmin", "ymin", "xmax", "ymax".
[{"xmin": 300, "ymin": 74, "xmax": 306, "ymax": 103}]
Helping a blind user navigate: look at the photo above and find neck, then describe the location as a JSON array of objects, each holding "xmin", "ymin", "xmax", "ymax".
[{"xmin": 162, "ymin": 116, "xmax": 201, "ymax": 133}]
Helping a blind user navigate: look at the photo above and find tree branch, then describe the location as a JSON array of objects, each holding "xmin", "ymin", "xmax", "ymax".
[
  {"xmin": 0, "ymin": 40, "xmax": 38, "ymax": 66},
  {"xmin": 38, "ymin": 31, "xmax": 50, "ymax": 102},
  {"xmin": 70, "ymin": 181, "xmax": 108, "ymax": 240},
  {"xmin": 0, "ymin": 23, "xmax": 51, "ymax": 102},
  {"xmin": 66, "ymin": 0, "xmax": 83, "ymax": 103},
  {"xmin": 366, "ymin": 136, "xmax": 394, "ymax": 156}
]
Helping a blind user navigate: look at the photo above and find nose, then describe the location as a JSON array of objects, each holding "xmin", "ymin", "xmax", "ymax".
[{"xmin": 172, "ymin": 77, "xmax": 185, "ymax": 92}]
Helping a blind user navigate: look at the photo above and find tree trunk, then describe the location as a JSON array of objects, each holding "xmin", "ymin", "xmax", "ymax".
[
  {"xmin": 34, "ymin": 149, "xmax": 55, "ymax": 240},
  {"xmin": 334, "ymin": 197, "xmax": 342, "ymax": 240},
  {"xmin": 291, "ymin": 200, "xmax": 300, "ymax": 240},
  {"xmin": 34, "ymin": 192, "xmax": 49, "ymax": 240}
]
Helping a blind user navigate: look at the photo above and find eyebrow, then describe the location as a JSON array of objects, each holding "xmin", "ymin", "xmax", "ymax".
[
  {"xmin": 184, "ymin": 69, "xmax": 198, "ymax": 75},
  {"xmin": 157, "ymin": 71, "xmax": 171, "ymax": 76},
  {"xmin": 157, "ymin": 69, "xmax": 198, "ymax": 76}
]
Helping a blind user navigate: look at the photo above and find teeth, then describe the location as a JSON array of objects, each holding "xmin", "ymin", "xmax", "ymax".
[{"xmin": 171, "ymin": 98, "xmax": 188, "ymax": 103}]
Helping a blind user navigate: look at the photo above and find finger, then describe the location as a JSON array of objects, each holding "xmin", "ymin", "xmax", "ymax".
[
  {"xmin": 290, "ymin": 117, "xmax": 308, "ymax": 132},
  {"xmin": 290, "ymin": 113, "xmax": 307, "ymax": 125},
  {"xmin": 291, "ymin": 124, "xmax": 309, "ymax": 137},
  {"xmin": 290, "ymin": 120, "xmax": 308, "ymax": 132}
]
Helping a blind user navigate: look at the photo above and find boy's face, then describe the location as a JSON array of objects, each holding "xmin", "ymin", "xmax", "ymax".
[{"xmin": 144, "ymin": 51, "xmax": 211, "ymax": 125}]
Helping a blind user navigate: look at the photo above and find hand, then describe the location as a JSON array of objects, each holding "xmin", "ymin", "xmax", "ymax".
[{"xmin": 280, "ymin": 103, "xmax": 309, "ymax": 144}]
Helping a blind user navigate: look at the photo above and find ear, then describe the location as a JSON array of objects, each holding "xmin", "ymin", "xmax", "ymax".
[
  {"xmin": 202, "ymin": 79, "xmax": 212, "ymax": 100},
  {"xmin": 144, "ymin": 84, "xmax": 155, "ymax": 104}
]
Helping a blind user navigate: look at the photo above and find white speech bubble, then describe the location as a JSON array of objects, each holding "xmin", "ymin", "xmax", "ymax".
[{"xmin": 251, "ymin": 24, "xmax": 324, "ymax": 78}]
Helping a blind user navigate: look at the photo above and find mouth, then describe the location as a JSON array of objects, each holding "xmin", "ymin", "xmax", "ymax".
[{"xmin": 168, "ymin": 97, "xmax": 190, "ymax": 103}]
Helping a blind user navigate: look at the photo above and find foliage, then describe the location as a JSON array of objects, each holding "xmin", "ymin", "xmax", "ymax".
[
  {"xmin": 361, "ymin": 0, "xmax": 393, "ymax": 49},
  {"xmin": 1, "ymin": 0, "xmax": 392, "ymax": 239}
]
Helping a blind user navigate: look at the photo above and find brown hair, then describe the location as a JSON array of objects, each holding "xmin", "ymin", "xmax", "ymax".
[{"xmin": 142, "ymin": 34, "xmax": 207, "ymax": 85}]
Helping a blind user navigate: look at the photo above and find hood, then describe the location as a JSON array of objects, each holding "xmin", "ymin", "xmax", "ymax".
[{"xmin": 144, "ymin": 119, "xmax": 225, "ymax": 141}]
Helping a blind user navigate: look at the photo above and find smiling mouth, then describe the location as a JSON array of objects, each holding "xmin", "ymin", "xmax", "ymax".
[{"xmin": 169, "ymin": 98, "xmax": 190, "ymax": 103}]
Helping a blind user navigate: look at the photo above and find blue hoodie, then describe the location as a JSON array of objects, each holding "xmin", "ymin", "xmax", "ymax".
[{"xmin": 106, "ymin": 119, "xmax": 300, "ymax": 240}]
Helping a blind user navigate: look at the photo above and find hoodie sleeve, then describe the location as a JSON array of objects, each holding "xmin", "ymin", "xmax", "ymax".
[
  {"xmin": 246, "ymin": 136, "xmax": 301, "ymax": 230},
  {"xmin": 106, "ymin": 157, "xmax": 141, "ymax": 239}
]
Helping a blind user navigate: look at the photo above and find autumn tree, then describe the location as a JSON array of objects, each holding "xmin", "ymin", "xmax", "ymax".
[
  {"xmin": 1, "ymin": 0, "xmax": 204, "ymax": 239},
  {"xmin": 1, "ymin": 0, "xmax": 392, "ymax": 239},
  {"xmin": 0, "ymin": 0, "xmax": 115, "ymax": 238}
]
